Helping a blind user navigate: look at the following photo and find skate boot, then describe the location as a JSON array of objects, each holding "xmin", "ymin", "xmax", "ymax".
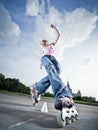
[
  {"xmin": 30, "ymin": 85, "xmax": 41, "ymax": 106},
  {"xmin": 61, "ymin": 97, "xmax": 74, "ymax": 108},
  {"xmin": 55, "ymin": 97, "xmax": 74, "ymax": 110}
]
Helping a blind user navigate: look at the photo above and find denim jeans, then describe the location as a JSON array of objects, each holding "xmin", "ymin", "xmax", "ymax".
[{"xmin": 35, "ymin": 55, "xmax": 72, "ymax": 99}]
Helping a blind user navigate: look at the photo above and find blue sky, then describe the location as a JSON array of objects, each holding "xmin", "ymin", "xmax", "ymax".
[{"xmin": 0, "ymin": 0, "xmax": 98, "ymax": 100}]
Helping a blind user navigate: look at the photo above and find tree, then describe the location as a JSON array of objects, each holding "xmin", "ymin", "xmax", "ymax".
[
  {"xmin": 44, "ymin": 92, "xmax": 54, "ymax": 97},
  {"xmin": 0, "ymin": 73, "xmax": 5, "ymax": 89},
  {"xmin": 17, "ymin": 82, "xmax": 30, "ymax": 94},
  {"xmin": 81, "ymin": 96, "xmax": 96, "ymax": 102}
]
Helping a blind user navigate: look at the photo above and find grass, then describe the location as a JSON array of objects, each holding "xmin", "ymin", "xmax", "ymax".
[{"xmin": 74, "ymin": 100, "xmax": 98, "ymax": 106}]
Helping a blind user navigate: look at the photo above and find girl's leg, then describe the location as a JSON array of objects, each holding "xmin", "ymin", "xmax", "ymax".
[
  {"xmin": 41, "ymin": 56, "xmax": 73, "ymax": 110},
  {"xmin": 49, "ymin": 55, "xmax": 61, "ymax": 75},
  {"xmin": 34, "ymin": 56, "xmax": 61, "ymax": 95},
  {"xmin": 35, "ymin": 76, "xmax": 50, "ymax": 94},
  {"xmin": 30, "ymin": 76, "xmax": 50, "ymax": 106},
  {"xmin": 41, "ymin": 56, "xmax": 72, "ymax": 99}
]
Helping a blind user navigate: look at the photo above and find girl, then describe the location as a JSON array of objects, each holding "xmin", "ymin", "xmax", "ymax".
[{"xmin": 30, "ymin": 24, "xmax": 73, "ymax": 110}]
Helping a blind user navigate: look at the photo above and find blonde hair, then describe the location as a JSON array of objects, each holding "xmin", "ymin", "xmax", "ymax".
[{"xmin": 40, "ymin": 39, "xmax": 48, "ymax": 46}]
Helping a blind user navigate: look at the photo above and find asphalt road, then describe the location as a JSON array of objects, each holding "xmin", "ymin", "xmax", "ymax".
[{"xmin": 0, "ymin": 92, "xmax": 98, "ymax": 130}]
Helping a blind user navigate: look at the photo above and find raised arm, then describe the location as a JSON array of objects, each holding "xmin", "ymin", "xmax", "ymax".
[{"xmin": 51, "ymin": 24, "xmax": 60, "ymax": 45}]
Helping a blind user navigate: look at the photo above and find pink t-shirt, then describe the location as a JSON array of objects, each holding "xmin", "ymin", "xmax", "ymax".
[{"xmin": 43, "ymin": 44, "xmax": 54, "ymax": 56}]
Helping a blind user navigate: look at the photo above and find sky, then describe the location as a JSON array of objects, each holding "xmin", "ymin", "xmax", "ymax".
[{"xmin": 0, "ymin": 0, "xmax": 98, "ymax": 100}]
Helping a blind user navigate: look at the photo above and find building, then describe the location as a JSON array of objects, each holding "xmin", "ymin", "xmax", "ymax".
[{"xmin": 67, "ymin": 80, "xmax": 82, "ymax": 98}]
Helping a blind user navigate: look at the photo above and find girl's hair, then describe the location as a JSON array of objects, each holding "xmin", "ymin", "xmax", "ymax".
[
  {"xmin": 42, "ymin": 39, "xmax": 47, "ymax": 44},
  {"xmin": 41, "ymin": 39, "xmax": 48, "ymax": 45}
]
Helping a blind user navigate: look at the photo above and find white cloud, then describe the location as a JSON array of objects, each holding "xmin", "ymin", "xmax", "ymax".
[
  {"xmin": 80, "ymin": 58, "xmax": 92, "ymax": 67},
  {"xmin": 30, "ymin": 6, "xmax": 98, "ymax": 61},
  {"xmin": 25, "ymin": 1, "xmax": 98, "ymax": 53},
  {"xmin": 0, "ymin": 4, "xmax": 21, "ymax": 45},
  {"xmin": 0, "ymin": 1, "xmax": 98, "ymax": 100},
  {"xmin": 26, "ymin": 0, "xmax": 40, "ymax": 16},
  {"xmin": 0, "ymin": 44, "xmax": 46, "ymax": 86},
  {"xmin": 64, "ymin": 8, "xmax": 98, "ymax": 44}
]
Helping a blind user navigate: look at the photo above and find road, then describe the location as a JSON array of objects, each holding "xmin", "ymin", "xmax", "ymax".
[{"xmin": 0, "ymin": 92, "xmax": 98, "ymax": 130}]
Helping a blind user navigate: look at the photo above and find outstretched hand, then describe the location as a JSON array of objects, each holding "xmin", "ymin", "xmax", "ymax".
[{"xmin": 51, "ymin": 24, "xmax": 56, "ymax": 29}]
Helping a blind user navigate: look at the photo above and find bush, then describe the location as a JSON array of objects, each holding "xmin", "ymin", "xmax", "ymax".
[{"xmin": 0, "ymin": 73, "xmax": 30, "ymax": 95}]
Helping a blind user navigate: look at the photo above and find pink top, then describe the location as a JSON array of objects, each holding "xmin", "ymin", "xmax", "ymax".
[{"xmin": 43, "ymin": 44, "xmax": 54, "ymax": 56}]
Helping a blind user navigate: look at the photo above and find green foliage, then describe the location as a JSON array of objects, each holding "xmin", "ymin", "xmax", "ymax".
[
  {"xmin": 0, "ymin": 73, "xmax": 5, "ymax": 89},
  {"xmin": 43, "ymin": 92, "xmax": 54, "ymax": 98},
  {"xmin": 73, "ymin": 96, "xmax": 81, "ymax": 100},
  {"xmin": 81, "ymin": 96, "xmax": 96, "ymax": 102},
  {"xmin": 74, "ymin": 100, "xmax": 98, "ymax": 106},
  {"xmin": 0, "ymin": 73, "xmax": 30, "ymax": 94}
]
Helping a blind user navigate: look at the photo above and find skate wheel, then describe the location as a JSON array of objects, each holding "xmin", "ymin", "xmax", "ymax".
[
  {"xmin": 66, "ymin": 117, "xmax": 71, "ymax": 125},
  {"xmin": 75, "ymin": 115, "xmax": 79, "ymax": 120},
  {"xmin": 57, "ymin": 111, "xmax": 65, "ymax": 127},
  {"xmin": 71, "ymin": 116, "xmax": 76, "ymax": 122}
]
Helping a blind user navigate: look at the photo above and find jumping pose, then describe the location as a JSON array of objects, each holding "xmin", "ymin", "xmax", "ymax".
[{"xmin": 30, "ymin": 24, "xmax": 74, "ymax": 110}]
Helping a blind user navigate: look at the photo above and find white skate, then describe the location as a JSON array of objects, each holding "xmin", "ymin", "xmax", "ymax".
[
  {"xmin": 57, "ymin": 107, "xmax": 71, "ymax": 127},
  {"xmin": 69, "ymin": 106, "xmax": 79, "ymax": 122},
  {"xmin": 29, "ymin": 85, "xmax": 41, "ymax": 106},
  {"xmin": 56, "ymin": 105, "xmax": 79, "ymax": 127}
]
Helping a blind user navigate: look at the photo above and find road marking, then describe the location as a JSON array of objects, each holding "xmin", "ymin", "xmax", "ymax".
[
  {"xmin": 8, "ymin": 118, "xmax": 33, "ymax": 129},
  {"xmin": 8, "ymin": 115, "xmax": 43, "ymax": 129}
]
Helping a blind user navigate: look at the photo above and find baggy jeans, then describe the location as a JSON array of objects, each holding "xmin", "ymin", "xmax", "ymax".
[{"xmin": 35, "ymin": 55, "xmax": 72, "ymax": 100}]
